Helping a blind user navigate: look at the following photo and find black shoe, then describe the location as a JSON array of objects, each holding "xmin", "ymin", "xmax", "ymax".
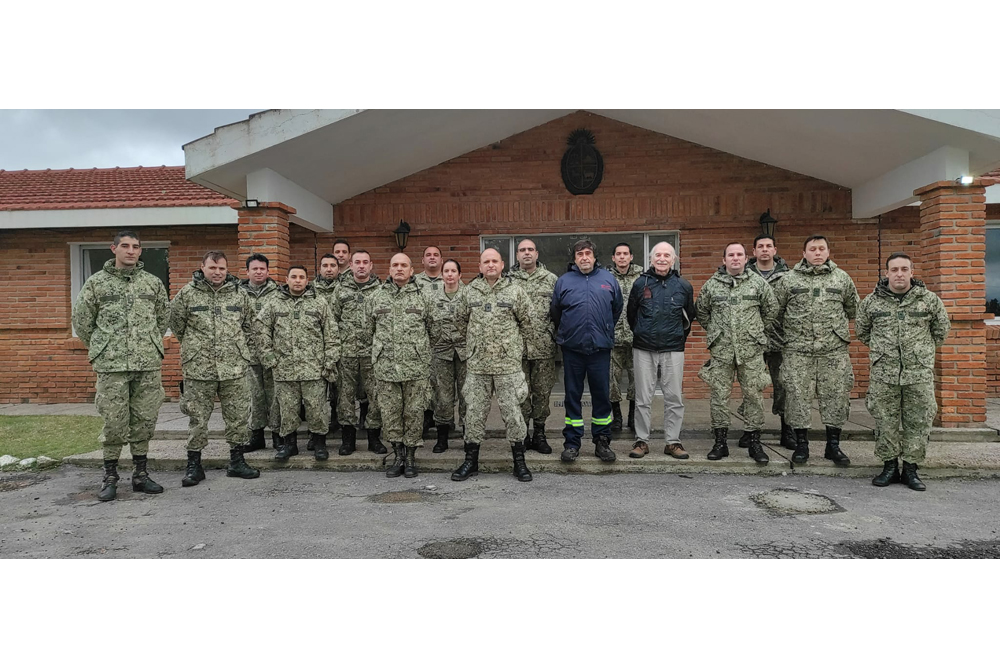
[
  {"xmin": 610, "ymin": 402, "xmax": 623, "ymax": 432},
  {"xmin": 403, "ymin": 446, "xmax": 418, "ymax": 478},
  {"xmin": 901, "ymin": 461, "xmax": 926, "ymax": 491},
  {"xmin": 594, "ymin": 435, "xmax": 616, "ymax": 462},
  {"xmin": 738, "ymin": 430, "xmax": 752, "ymax": 448},
  {"xmin": 386, "ymin": 443, "xmax": 405, "ymax": 478},
  {"xmin": 872, "ymin": 458, "xmax": 900, "ymax": 487},
  {"xmin": 531, "ymin": 421, "xmax": 552, "ymax": 454},
  {"xmin": 627, "ymin": 400, "xmax": 636, "ymax": 433},
  {"xmin": 358, "ymin": 401, "xmax": 370, "ymax": 430},
  {"xmin": 367, "ymin": 427, "xmax": 387, "ymax": 454},
  {"xmin": 339, "ymin": 425, "xmax": 357, "ymax": 456},
  {"xmin": 560, "ymin": 446, "xmax": 580, "ymax": 462},
  {"xmin": 181, "ymin": 450, "xmax": 206, "ymax": 487},
  {"xmin": 271, "ymin": 431, "xmax": 281, "ymax": 450},
  {"xmin": 98, "ymin": 460, "xmax": 118, "ymax": 502},
  {"xmin": 791, "ymin": 429, "xmax": 809, "ymax": 464},
  {"xmin": 422, "ymin": 410, "xmax": 434, "ymax": 438},
  {"xmin": 824, "ymin": 426, "xmax": 851, "ymax": 466},
  {"xmin": 707, "ymin": 428, "xmax": 729, "ymax": 460},
  {"xmin": 275, "ymin": 433, "xmax": 298, "ymax": 461},
  {"xmin": 433, "ymin": 424, "xmax": 450, "ymax": 453},
  {"xmin": 511, "ymin": 442, "xmax": 533, "ymax": 482},
  {"xmin": 779, "ymin": 416, "xmax": 796, "ymax": 450},
  {"xmin": 310, "ymin": 432, "xmax": 329, "ymax": 462},
  {"xmin": 746, "ymin": 431, "xmax": 768, "ymax": 464},
  {"xmin": 452, "ymin": 442, "xmax": 480, "ymax": 481},
  {"xmin": 131, "ymin": 455, "xmax": 164, "ymax": 494},
  {"xmin": 227, "ymin": 445, "xmax": 261, "ymax": 478},
  {"xmin": 245, "ymin": 428, "xmax": 266, "ymax": 453}
]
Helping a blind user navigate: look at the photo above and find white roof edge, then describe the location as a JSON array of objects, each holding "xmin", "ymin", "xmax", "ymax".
[
  {"xmin": 0, "ymin": 205, "xmax": 238, "ymax": 230},
  {"xmin": 898, "ymin": 110, "xmax": 1000, "ymax": 142}
]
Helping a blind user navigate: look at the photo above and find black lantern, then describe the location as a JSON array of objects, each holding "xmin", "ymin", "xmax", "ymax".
[
  {"xmin": 759, "ymin": 209, "xmax": 777, "ymax": 238},
  {"xmin": 393, "ymin": 220, "xmax": 411, "ymax": 251}
]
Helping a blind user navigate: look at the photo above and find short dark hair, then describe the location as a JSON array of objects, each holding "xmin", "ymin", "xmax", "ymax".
[
  {"xmin": 886, "ymin": 252, "xmax": 913, "ymax": 269},
  {"xmin": 320, "ymin": 253, "xmax": 337, "ymax": 262},
  {"xmin": 613, "ymin": 242, "xmax": 633, "ymax": 254},
  {"xmin": 722, "ymin": 242, "xmax": 746, "ymax": 258},
  {"xmin": 246, "ymin": 253, "xmax": 269, "ymax": 269},
  {"xmin": 351, "ymin": 249, "xmax": 372, "ymax": 261},
  {"xmin": 113, "ymin": 229, "xmax": 140, "ymax": 245},
  {"xmin": 333, "ymin": 239, "xmax": 351, "ymax": 251},
  {"xmin": 753, "ymin": 234, "xmax": 776, "ymax": 248},
  {"xmin": 571, "ymin": 239, "xmax": 596, "ymax": 257},
  {"xmin": 423, "ymin": 245, "xmax": 442, "ymax": 256},
  {"xmin": 202, "ymin": 250, "xmax": 228, "ymax": 264},
  {"xmin": 443, "ymin": 258, "xmax": 462, "ymax": 273},
  {"xmin": 288, "ymin": 265, "xmax": 308, "ymax": 276},
  {"xmin": 803, "ymin": 235, "xmax": 829, "ymax": 250}
]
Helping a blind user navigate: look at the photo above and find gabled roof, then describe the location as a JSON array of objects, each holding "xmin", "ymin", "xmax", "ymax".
[{"xmin": 0, "ymin": 166, "xmax": 237, "ymax": 212}]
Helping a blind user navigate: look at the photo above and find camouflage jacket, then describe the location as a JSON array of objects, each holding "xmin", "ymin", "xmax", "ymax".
[
  {"xmin": 169, "ymin": 272, "xmax": 254, "ymax": 382},
  {"xmin": 427, "ymin": 283, "xmax": 469, "ymax": 362},
  {"xmin": 239, "ymin": 278, "xmax": 281, "ymax": 365},
  {"xmin": 456, "ymin": 275, "xmax": 531, "ymax": 375},
  {"xmin": 415, "ymin": 271, "xmax": 445, "ymax": 294},
  {"xmin": 72, "ymin": 259, "xmax": 169, "ymax": 373},
  {"xmin": 509, "ymin": 262, "xmax": 558, "ymax": 360},
  {"xmin": 855, "ymin": 278, "xmax": 951, "ymax": 385},
  {"xmin": 611, "ymin": 263, "xmax": 644, "ymax": 347},
  {"xmin": 696, "ymin": 268, "xmax": 777, "ymax": 364},
  {"xmin": 746, "ymin": 256, "xmax": 790, "ymax": 352},
  {"xmin": 330, "ymin": 275, "xmax": 382, "ymax": 358},
  {"xmin": 774, "ymin": 259, "xmax": 859, "ymax": 355},
  {"xmin": 254, "ymin": 285, "xmax": 340, "ymax": 382},
  {"xmin": 311, "ymin": 276, "xmax": 340, "ymax": 305},
  {"xmin": 366, "ymin": 279, "xmax": 434, "ymax": 383}
]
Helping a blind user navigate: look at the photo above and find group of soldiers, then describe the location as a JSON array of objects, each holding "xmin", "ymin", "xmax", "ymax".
[{"xmin": 73, "ymin": 228, "xmax": 951, "ymax": 501}]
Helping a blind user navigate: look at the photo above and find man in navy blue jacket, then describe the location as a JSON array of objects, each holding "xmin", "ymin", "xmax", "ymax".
[{"xmin": 549, "ymin": 239, "xmax": 623, "ymax": 463}]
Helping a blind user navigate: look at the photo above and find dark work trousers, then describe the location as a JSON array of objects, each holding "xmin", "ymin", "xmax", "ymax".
[{"xmin": 561, "ymin": 347, "xmax": 613, "ymax": 448}]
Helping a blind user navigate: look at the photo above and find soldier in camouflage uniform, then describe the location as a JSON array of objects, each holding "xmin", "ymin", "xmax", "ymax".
[
  {"xmin": 240, "ymin": 253, "xmax": 281, "ymax": 451},
  {"xmin": 169, "ymin": 251, "xmax": 260, "ymax": 486},
  {"xmin": 367, "ymin": 253, "xmax": 434, "ymax": 478},
  {"xmin": 330, "ymin": 250, "xmax": 386, "ymax": 456},
  {"xmin": 333, "ymin": 239, "xmax": 354, "ymax": 284},
  {"xmin": 773, "ymin": 235, "xmax": 858, "ymax": 466},
  {"xmin": 72, "ymin": 230, "xmax": 168, "ymax": 501},
  {"xmin": 510, "ymin": 239, "xmax": 558, "ymax": 455},
  {"xmin": 452, "ymin": 248, "xmax": 534, "ymax": 482},
  {"xmin": 311, "ymin": 252, "xmax": 342, "ymax": 441},
  {"xmin": 415, "ymin": 245, "xmax": 445, "ymax": 435},
  {"xmin": 427, "ymin": 259, "xmax": 468, "ymax": 454},
  {"xmin": 255, "ymin": 266, "xmax": 340, "ymax": 462},
  {"xmin": 856, "ymin": 252, "xmax": 950, "ymax": 491},
  {"xmin": 697, "ymin": 243, "xmax": 777, "ymax": 464},
  {"xmin": 609, "ymin": 243, "xmax": 643, "ymax": 432}
]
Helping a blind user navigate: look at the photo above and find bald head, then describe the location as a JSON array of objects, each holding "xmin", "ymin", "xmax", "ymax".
[
  {"xmin": 480, "ymin": 248, "xmax": 505, "ymax": 283},
  {"xmin": 389, "ymin": 253, "xmax": 413, "ymax": 287},
  {"xmin": 649, "ymin": 242, "xmax": 676, "ymax": 276}
]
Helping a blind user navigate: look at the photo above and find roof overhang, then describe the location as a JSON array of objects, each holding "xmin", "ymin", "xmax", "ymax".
[{"xmin": 0, "ymin": 205, "xmax": 237, "ymax": 230}]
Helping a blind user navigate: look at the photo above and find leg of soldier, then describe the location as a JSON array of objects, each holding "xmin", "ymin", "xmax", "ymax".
[
  {"xmin": 219, "ymin": 375, "xmax": 251, "ymax": 447},
  {"xmin": 495, "ymin": 372, "xmax": 529, "ymax": 442},
  {"xmin": 900, "ymin": 382, "xmax": 937, "ymax": 465},
  {"xmin": 337, "ymin": 357, "xmax": 361, "ymax": 427},
  {"xmin": 610, "ymin": 346, "xmax": 626, "ymax": 403},
  {"xmin": 247, "ymin": 365, "xmax": 267, "ymax": 431},
  {"xmin": 95, "ymin": 371, "xmax": 130, "ymax": 461},
  {"xmin": 181, "ymin": 378, "xmax": 218, "ymax": 452},
  {"xmin": 734, "ymin": 357, "xmax": 767, "ymax": 431},
  {"xmin": 434, "ymin": 355, "xmax": 457, "ymax": 426},
  {"xmin": 867, "ymin": 381, "xmax": 903, "ymax": 462},
  {"xmin": 377, "ymin": 380, "xmax": 404, "ymax": 444},
  {"xmin": 456, "ymin": 355, "xmax": 468, "ymax": 429},
  {"xmin": 632, "ymin": 349, "xmax": 657, "ymax": 443},
  {"xmin": 359, "ymin": 357, "xmax": 383, "ymax": 429},
  {"xmin": 815, "ymin": 350, "xmax": 853, "ymax": 428},
  {"xmin": 264, "ymin": 366, "xmax": 279, "ymax": 432},
  {"xmin": 126, "ymin": 369, "xmax": 164, "ymax": 457},
  {"xmin": 531, "ymin": 357, "xmax": 556, "ymax": 423},
  {"xmin": 780, "ymin": 352, "xmax": 816, "ymax": 430},
  {"xmin": 462, "ymin": 373, "xmax": 492, "ymax": 444},
  {"xmin": 520, "ymin": 358, "xmax": 532, "ymax": 422},
  {"xmin": 560, "ymin": 348, "xmax": 587, "ymax": 449},
  {"xmin": 707, "ymin": 355, "xmax": 738, "ymax": 430},
  {"xmin": 301, "ymin": 380, "xmax": 330, "ymax": 435},
  {"xmin": 660, "ymin": 352, "xmax": 686, "ymax": 444},
  {"xmin": 765, "ymin": 351, "xmax": 785, "ymax": 416},
  {"xmin": 276, "ymin": 381, "xmax": 303, "ymax": 437},
  {"xmin": 586, "ymin": 349, "xmax": 614, "ymax": 440},
  {"xmin": 401, "ymin": 377, "xmax": 431, "ymax": 448}
]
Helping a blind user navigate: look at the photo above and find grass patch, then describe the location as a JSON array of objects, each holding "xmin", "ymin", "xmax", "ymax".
[{"xmin": 0, "ymin": 416, "xmax": 104, "ymax": 460}]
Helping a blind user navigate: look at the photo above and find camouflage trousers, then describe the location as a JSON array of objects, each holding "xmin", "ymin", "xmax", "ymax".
[
  {"xmin": 736, "ymin": 351, "xmax": 786, "ymax": 418},
  {"xmin": 465, "ymin": 372, "xmax": 528, "ymax": 444},
  {"xmin": 521, "ymin": 357, "xmax": 556, "ymax": 423},
  {"xmin": 276, "ymin": 379, "xmax": 329, "ymax": 437},
  {"xmin": 866, "ymin": 381, "xmax": 937, "ymax": 464},
  {"xmin": 610, "ymin": 345, "xmax": 635, "ymax": 403},
  {"xmin": 377, "ymin": 378, "xmax": 430, "ymax": 448},
  {"xmin": 780, "ymin": 350, "xmax": 854, "ymax": 429},
  {"xmin": 95, "ymin": 370, "xmax": 165, "ymax": 460},
  {"xmin": 338, "ymin": 356, "xmax": 382, "ymax": 428},
  {"xmin": 699, "ymin": 350, "xmax": 769, "ymax": 430},
  {"xmin": 432, "ymin": 352, "xmax": 467, "ymax": 427},
  {"xmin": 180, "ymin": 376, "xmax": 250, "ymax": 451},
  {"xmin": 247, "ymin": 364, "xmax": 279, "ymax": 432}
]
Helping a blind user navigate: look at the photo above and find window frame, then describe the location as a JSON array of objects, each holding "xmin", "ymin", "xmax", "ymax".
[{"xmin": 986, "ymin": 220, "xmax": 1000, "ymax": 325}]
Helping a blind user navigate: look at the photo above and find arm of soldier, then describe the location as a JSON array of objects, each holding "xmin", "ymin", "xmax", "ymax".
[
  {"xmin": 929, "ymin": 293, "xmax": 952, "ymax": 347},
  {"xmin": 760, "ymin": 280, "xmax": 779, "ymax": 333},
  {"xmin": 167, "ymin": 287, "xmax": 189, "ymax": 343},
  {"xmin": 772, "ymin": 277, "xmax": 789, "ymax": 325},
  {"xmin": 454, "ymin": 288, "xmax": 471, "ymax": 334},
  {"xmin": 423, "ymin": 291, "xmax": 436, "ymax": 338},
  {"xmin": 695, "ymin": 282, "xmax": 712, "ymax": 326},
  {"xmin": 548, "ymin": 282, "xmax": 563, "ymax": 333},
  {"xmin": 239, "ymin": 291, "xmax": 256, "ymax": 354},
  {"xmin": 626, "ymin": 281, "xmax": 641, "ymax": 331},
  {"xmin": 329, "ymin": 285, "xmax": 343, "ymax": 322},
  {"xmin": 843, "ymin": 275, "xmax": 860, "ymax": 320},
  {"xmin": 513, "ymin": 285, "xmax": 533, "ymax": 342},
  {"xmin": 321, "ymin": 302, "xmax": 340, "ymax": 378},
  {"xmin": 254, "ymin": 304, "xmax": 278, "ymax": 369},
  {"xmin": 854, "ymin": 297, "xmax": 872, "ymax": 347},
  {"xmin": 611, "ymin": 278, "xmax": 624, "ymax": 328},
  {"xmin": 155, "ymin": 278, "xmax": 170, "ymax": 337},
  {"xmin": 71, "ymin": 279, "xmax": 99, "ymax": 348}
]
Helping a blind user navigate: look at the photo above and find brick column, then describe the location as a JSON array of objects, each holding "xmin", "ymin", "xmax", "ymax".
[
  {"xmin": 235, "ymin": 201, "xmax": 296, "ymax": 282},
  {"xmin": 915, "ymin": 179, "xmax": 990, "ymax": 426}
]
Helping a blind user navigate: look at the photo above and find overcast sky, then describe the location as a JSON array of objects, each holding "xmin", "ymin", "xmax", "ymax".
[{"xmin": 0, "ymin": 110, "xmax": 263, "ymax": 171}]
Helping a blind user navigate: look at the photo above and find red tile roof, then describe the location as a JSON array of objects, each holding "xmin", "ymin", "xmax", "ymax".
[{"xmin": 0, "ymin": 166, "xmax": 237, "ymax": 211}]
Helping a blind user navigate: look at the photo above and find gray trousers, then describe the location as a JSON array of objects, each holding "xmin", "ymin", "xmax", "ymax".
[{"xmin": 633, "ymin": 349, "xmax": 685, "ymax": 445}]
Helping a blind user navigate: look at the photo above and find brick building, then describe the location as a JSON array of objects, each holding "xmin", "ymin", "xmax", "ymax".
[{"xmin": 3, "ymin": 110, "xmax": 999, "ymax": 427}]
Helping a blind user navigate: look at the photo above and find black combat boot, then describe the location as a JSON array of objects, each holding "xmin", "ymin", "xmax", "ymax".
[
  {"xmin": 900, "ymin": 461, "xmax": 926, "ymax": 491},
  {"xmin": 367, "ymin": 427, "xmax": 387, "ymax": 454},
  {"xmin": 422, "ymin": 410, "xmax": 434, "ymax": 438},
  {"xmin": 131, "ymin": 455, "xmax": 164, "ymax": 494},
  {"xmin": 531, "ymin": 421, "xmax": 552, "ymax": 454},
  {"xmin": 275, "ymin": 433, "xmax": 298, "ymax": 461},
  {"xmin": 227, "ymin": 445, "xmax": 261, "ymax": 478},
  {"xmin": 433, "ymin": 424, "xmax": 450, "ymax": 453},
  {"xmin": 738, "ymin": 431, "xmax": 752, "ymax": 448},
  {"xmin": 245, "ymin": 428, "xmax": 266, "ymax": 453},
  {"xmin": 386, "ymin": 443, "xmax": 405, "ymax": 478},
  {"xmin": 791, "ymin": 429, "xmax": 809, "ymax": 464},
  {"xmin": 339, "ymin": 425, "xmax": 357, "ymax": 456},
  {"xmin": 779, "ymin": 416, "xmax": 796, "ymax": 450},
  {"xmin": 872, "ymin": 458, "xmax": 900, "ymax": 487},
  {"xmin": 403, "ymin": 446, "xmax": 419, "ymax": 478},
  {"xmin": 98, "ymin": 460, "xmax": 119, "ymax": 502},
  {"xmin": 358, "ymin": 401, "xmax": 369, "ymax": 429},
  {"xmin": 747, "ymin": 431, "xmax": 769, "ymax": 464},
  {"xmin": 271, "ymin": 431, "xmax": 281, "ymax": 450},
  {"xmin": 181, "ymin": 450, "xmax": 206, "ymax": 487},
  {"xmin": 310, "ymin": 432, "xmax": 329, "ymax": 462},
  {"xmin": 627, "ymin": 400, "xmax": 636, "ymax": 433},
  {"xmin": 594, "ymin": 434, "xmax": 616, "ymax": 462},
  {"xmin": 707, "ymin": 428, "xmax": 729, "ymax": 460},
  {"xmin": 452, "ymin": 442, "xmax": 480, "ymax": 481},
  {"xmin": 610, "ymin": 402, "xmax": 623, "ymax": 432},
  {"xmin": 511, "ymin": 442, "xmax": 533, "ymax": 482},
  {"xmin": 824, "ymin": 426, "xmax": 851, "ymax": 466}
]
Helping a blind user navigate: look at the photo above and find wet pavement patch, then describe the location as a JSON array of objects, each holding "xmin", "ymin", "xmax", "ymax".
[
  {"xmin": 0, "ymin": 473, "xmax": 48, "ymax": 493},
  {"xmin": 417, "ymin": 538, "xmax": 483, "ymax": 559},
  {"xmin": 368, "ymin": 490, "xmax": 438, "ymax": 504},
  {"xmin": 751, "ymin": 488, "xmax": 845, "ymax": 516}
]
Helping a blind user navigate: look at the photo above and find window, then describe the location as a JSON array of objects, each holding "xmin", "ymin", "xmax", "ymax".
[
  {"xmin": 69, "ymin": 242, "xmax": 171, "ymax": 331},
  {"xmin": 987, "ymin": 222, "xmax": 1000, "ymax": 319},
  {"xmin": 481, "ymin": 231, "xmax": 680, "ymax": 277}
]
